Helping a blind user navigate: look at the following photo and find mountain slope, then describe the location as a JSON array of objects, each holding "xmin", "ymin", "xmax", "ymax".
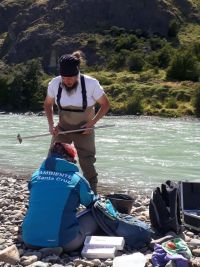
[{"xmin": 0, "ymin": 0, "xmax": 199, "ymax": 70}]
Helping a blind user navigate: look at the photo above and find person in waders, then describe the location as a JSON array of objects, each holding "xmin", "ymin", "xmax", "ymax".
[{"xmin": 44, "ymin": 51, "xmax": 110, "ymax": 194}]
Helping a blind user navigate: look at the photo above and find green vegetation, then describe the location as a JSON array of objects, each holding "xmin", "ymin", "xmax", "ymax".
[
  {"xmin": 0, "ymin": 59, "xmax": 46, "ymax": 111},
  {"xmin": 1, "ymin": 12, "xmax": 200, "ymax": 117}
]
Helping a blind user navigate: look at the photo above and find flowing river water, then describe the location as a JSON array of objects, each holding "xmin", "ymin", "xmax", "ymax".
[{"xmin": 0, "ymin": 114, "xmax": 200, "ymax": 194}]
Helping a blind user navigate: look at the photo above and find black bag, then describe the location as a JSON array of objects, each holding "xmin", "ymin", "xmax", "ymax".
[
  {"xmin": 149, "ymin": 180, "xmax": 182, "ymax": 234},
  {"xmin": 92, "ymin": 198, "xmax": 151, "ymax": 249}
]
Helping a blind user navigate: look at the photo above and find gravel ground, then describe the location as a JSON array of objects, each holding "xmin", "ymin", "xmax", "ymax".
[{"xmin": 0, "ymin": 173, "xmax": 200, "ymax": 267}]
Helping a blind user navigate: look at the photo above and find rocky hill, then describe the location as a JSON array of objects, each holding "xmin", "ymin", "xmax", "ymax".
[{"xmin": 0, "ymin": 0, "xmax": 199, "ymax": 71}]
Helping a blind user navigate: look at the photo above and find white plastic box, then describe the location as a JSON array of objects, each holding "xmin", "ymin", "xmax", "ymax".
[
  {"xmin": 84, "ymin": 236, "xmax": 125, "ymax": 250},
  {"xmin": 81, "ymin": 246, "xmax": 116, "ymax": 259}
]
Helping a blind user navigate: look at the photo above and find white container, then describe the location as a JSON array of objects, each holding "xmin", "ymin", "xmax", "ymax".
[
  {"xmin": 81, "ymin": 245, "xmax": 116, "ymax": 259},
  {"xmin": 113, "ymin": 252, "xmax": 146, "ymax": 267},
  {"xmin": 84, "ymin": 236, "xmax": 125, "ymax": 250}
]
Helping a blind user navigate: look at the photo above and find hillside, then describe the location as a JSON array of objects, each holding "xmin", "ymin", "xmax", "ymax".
[
  {"xmin": 0, "ymin": 0, "xmax": 200, "ymax": 70},
  {"xmin": 0, "ymin": 0, "xmax": 200, "ymax": 117}
]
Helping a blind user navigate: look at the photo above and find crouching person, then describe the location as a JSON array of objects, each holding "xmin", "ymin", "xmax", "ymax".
[{"xmin": 22, "ymin": 142, "xmax": 99, "ymax": 252}]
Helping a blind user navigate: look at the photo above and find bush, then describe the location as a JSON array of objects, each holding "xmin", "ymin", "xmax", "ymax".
[
  {"xmin": 114, "ymin": 34, "xmax": 138, "ymax": 51},
  {"xmin": 166, "ymin": 97, "xmax": 178, "ymax": 109},
  {"xmin": 168, "ymin": 20, "xmax": 180, "ymax": 37},
  {"xmin": 166, "ymin": 50, "xmax": 200, "ymax": 81},
  {"xmin": 108, "ymin": 53, "xmax": 126, "ymax": 70},
  {"xmin": 127, "ymin": 53, "xmax": 145, "ymax": 72},
  {"xmin": 157, "ymin": 44, "xmax": 174, "ymax": 68},
  {"xmin": 193, "ymin": 86, "xmax": 200, "ymax": 117},
  {"xmin": 126, "ymin": 93, "xmax": 143, "ymax": 115}
]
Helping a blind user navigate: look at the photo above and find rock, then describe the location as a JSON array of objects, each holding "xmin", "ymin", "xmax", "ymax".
[
  {"xmin": 0, "ymin": 238, "xmax": 5, "ymax": 245},
  {"xmin": 23, "ymin": 251, "xmax": 42, "ymax": 260},
  {"xmin": 104, "ymin": 259, "xmax": 113, "ymax": 266},
  {"xmin": 65, "ymin": 263, "xmax": 74, "ymax": 267},
  {"xmin": 190, "ymin": 257, "xmax": 200, "ymax": 267},
  {"xmin": 132, "ymin": 206, "xmax": 146, "ymax": 212},
  {"xmin": 192, "ymin": 248, "xmax": 200, "ymax": 257},
  {"xmin": 186, "ymin": 231, "xmax": 195, "ymax": 238},
  {"xmin": 39, "ymin": 247, "xmax": 63, "ymax": 257},
  {"xmin": 91, "ymin": 258, "xmax": 101, "ymax": 266},
  {"xmin": 189, "ymin": 239, "xmax": 200, "ymax": 248},
  {"xmin": 145, "ymin": 253, "xmax": 153, "ymax": 262},
  {"xmin": 26, "ymin": 261, "xmax": 50, "ymax": 267},
  {"xmin": 0, "ymin": 244, "xmax": 6, "ymax": 250},
  {"xmin": 51, "ymin": 264, "xmax": 65, "ymax": 267},
  {"xmin": 42, "ymin": 254, "xmax": 60, "ymax": 263},
  {"xmin": 0, "ymin": 244, "xmax": 20, "ymax": 265},
  {"xmin": 20, "ymin": 255, "xmax": 38, "ymax": 266},
  {"xmin": 74, "ymin": 258, "xmax": 94, "ymax": 266},
  {"xmin": 182, "ymin": 232, "xmax": 191, "ymax": 242}
]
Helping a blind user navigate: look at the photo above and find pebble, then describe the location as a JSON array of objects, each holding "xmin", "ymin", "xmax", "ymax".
[
  {"xmin": 91, "ymin": 258, "xmax": 101, "ymax": 266},
  {"xmin": 186, "ymin": 231, "xmax": 195, "ymax": 238},
  {"xmin": 39, "ymin": 247, "xmax": 63, "ymax": 257},
  {"xmin": 0, "ymin": 244, "xmax": 20, "ymax": 265},
  {"xmin": 74, "ymin": 258, "xmax": 94, "ymax": 266},
  {"xmin": 189, "ymin": 239, "xmax": 200, "ymax": 248},
  {"xmin": 20, "ymin": 255, "xmax": 39, "ymax": 266},
  {"xmin": 26, "ymin": 261, "xmax": 50, "ymax": 267},
  {"xmin": 192, "ymin": 248, "xmax": 200, "ymax": 257},
  {"xmin": 104, "ymin": 259, "xmax": 113, "ymax": 266}
]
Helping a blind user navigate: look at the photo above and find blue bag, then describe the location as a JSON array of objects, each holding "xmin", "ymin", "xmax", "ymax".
[{"xmin": 92, "ymin": 198, "xmax": 151, "ymax": 249}]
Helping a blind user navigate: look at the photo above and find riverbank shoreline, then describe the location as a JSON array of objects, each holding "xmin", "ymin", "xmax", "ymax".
[
  {"xmin": 1, "ymin": 111, "xmax": 200, "ymax": 121},
  {"xmin": 0, "ymin": 169, "xmax": 150, "ymax": 196}
]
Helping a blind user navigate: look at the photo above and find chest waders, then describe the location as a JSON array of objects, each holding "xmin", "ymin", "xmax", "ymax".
[{"xmin": 51, "ymin": 75, "xmax": 98, "ymax": 194}]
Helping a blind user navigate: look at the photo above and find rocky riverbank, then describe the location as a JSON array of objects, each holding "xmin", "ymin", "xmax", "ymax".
[{"xmin": 0, "ymin": 173, "xmax": 200, "ymax": 267}]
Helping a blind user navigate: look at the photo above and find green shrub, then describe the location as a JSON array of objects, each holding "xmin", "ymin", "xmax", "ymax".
[
  {"xmin": 166, "ymin": 50, "xmax": 200, "ymax": 81},
  {"xmin": 127, "ymin": 53, "xmax": 145, "ymax": 71},
  {"xmin": 193, "ymin": 86, "xmax": 200, "ymax": 117},
  {"xmin": 157, "ymin": 45, "xmax": 174, "ymax": 68},
  {"xmin": 114, "ymin": 34, "xmax": 138, "ymax": 51},
  {"xmin": 166, "ymin": 97, "xmax": 178, "ymax": 109},
  {"xmin": 108, "ymin": 53, "xmax": 126, "ymax": 70},
  {"xmin": 168, "ymin": 20, "xmax": 180, "ymax": 37},
  {"xmin": 125, "ymin": 93, "xmax": 143, "ymax": 114}
]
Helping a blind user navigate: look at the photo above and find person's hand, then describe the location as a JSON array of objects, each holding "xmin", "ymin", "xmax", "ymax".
[
  {"xmin": 49, "ymin": 124, "xmax": 59, "ymax": 136},
  {"xmin": 81, "ymin": 120, "xmax": 95, "ymax": 135}
]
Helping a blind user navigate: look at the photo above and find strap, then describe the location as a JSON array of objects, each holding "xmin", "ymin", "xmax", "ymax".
[
  {"xmin": 57, "ymin": 84, "xmax": 62, "ymax": 110},
  {"xmin": 80, "ymin": 74, "xmax": 87, "ymax": 111},
  {"xmin": 56, "ymin": 75, "xmax": 87, "ymax": 112}
]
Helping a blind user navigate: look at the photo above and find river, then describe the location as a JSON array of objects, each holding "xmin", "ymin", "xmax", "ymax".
[{"xmin": 0, "ymin": 114, "xmax": 199, "ymax": 194}]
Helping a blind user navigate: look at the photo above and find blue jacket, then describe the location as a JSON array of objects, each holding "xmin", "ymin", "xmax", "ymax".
[{"xmin": 22, "ymin": 155, "xmax": 95, "ymax": 247}]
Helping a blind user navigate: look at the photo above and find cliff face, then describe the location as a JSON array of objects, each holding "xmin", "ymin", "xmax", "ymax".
[{"xmin": 0, "ymin": 0, "xmax": 199, "ymax": 70}]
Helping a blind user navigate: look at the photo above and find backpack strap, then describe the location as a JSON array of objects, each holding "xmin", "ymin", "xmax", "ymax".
[{"xmin": 56, "ymin": 74, "xmax": 87, "ymax": 112}]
